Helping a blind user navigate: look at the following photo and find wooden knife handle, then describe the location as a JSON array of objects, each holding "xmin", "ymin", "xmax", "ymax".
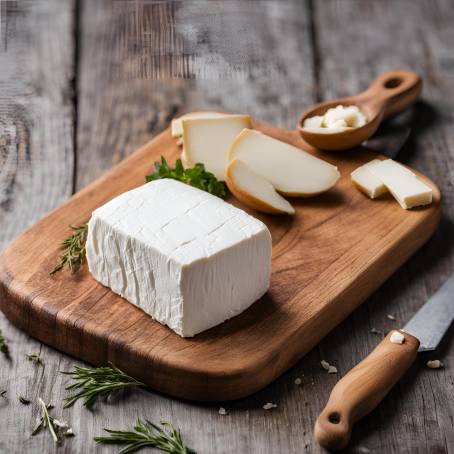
[{"xmin": 314, "ymin": 330, "xmax": 419, "ymax": 450}]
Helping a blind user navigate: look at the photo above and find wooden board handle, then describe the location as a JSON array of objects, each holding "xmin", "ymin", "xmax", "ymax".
[
  {"xmin": 314, "ymin": 330, "xmax": 419, "ymax": 450},
  {"xmin": 361, "ymin": 69, "xmax": 422, "ymax": 120}
]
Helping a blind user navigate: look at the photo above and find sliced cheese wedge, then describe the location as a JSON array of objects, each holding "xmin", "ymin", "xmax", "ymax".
[
  {"xmin": 229, "ymin": 129, "xmax": 340, "ymax": 196},
  {"xmin": 367, "ymin": 159, "xmax": 432, "ymax": 209},
  {"xmin": 351, "ymin": 159, "xmax": 388, "ymax": 199},
  {"xmin": 226, "ymin": 159, "xmax": 295, "ymax": 215},
  {"xmin": 171, "ymin": 111, "xmax": 236, "ymax": 137},
  {"xmin": 183, "ymin": 115, "xmax": 252, "ymax": 181}
]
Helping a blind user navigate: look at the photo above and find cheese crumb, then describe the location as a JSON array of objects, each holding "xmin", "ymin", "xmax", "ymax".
[
  {"xmin": 426, "ymin": 360, "xmax": 443, "ymax": 369},
  {"xmin": 328, "ymin": 365, "xmax": 338, "ymax": 374},
  {"xmin": 386, "ymin": 314, "xmax": 396, "ymax": 321},
  {"xmin": 263, "ymin": 402, "xmax": 277, "ymax": 410},
  {"xmin": 294, "ymin": 377, "xmax": 302, "ymax": 385},
  {"xmin": 218, "ymin": 407, "xmax": 228, "ymax": 415},
  {"xmin": 390, "ymin": 330, "xmax": 405, "ymax": 344},
  {"xmin": 320, "ymin": 360, "xmax": 330, "ymax": 371},
  {"xmin": 321, "ymin": 360, "xmax": 338, "ymax": 374}
]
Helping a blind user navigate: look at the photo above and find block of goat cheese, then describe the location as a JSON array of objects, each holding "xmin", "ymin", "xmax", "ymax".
[
  {"xmin": 86, "ymin": 179, "xmax": 272, "ymax": 337},
  {"xmin": 367, "ymin": 159, "xmax": 432, "ymax": 209}
]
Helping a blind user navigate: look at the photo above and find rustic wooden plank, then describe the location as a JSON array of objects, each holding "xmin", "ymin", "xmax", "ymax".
[
  {"xmin": 310, "ymin": 1, "xmax": 454, "ymax": 453},
  {"xmin": 0, "ymin": 0, "xmax": 76, "ymax": 453}
]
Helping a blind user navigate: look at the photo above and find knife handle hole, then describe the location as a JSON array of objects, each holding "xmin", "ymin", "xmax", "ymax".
[
  {"xmin": 384, "ymin": 77, "xmax": 403, "ymax": 89},
  {"xmin": 328, "ymin": 412, "xmax": 341, "ymax": 424}
]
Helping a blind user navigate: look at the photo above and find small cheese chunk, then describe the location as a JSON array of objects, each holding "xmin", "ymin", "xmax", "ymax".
[
  {"xmin": 263, "ymin": 402, "xmax": 277, "ymax": 410},
  {"xmin": 86, "ymin": 179, "xmax": 271, "ymax": 337},
  {"xmin": 390, "ymin": 331, "xmax": 405, "ymax": 344},
  {"xmin": 426, "ymin": 360, "xmax": 443, "ymax": 369},
  {"xmin": 351, "ymin": 159, "xmax": 388, "ymax": 199},
  {"xmin": 171, "ymin": 112, "xmax": 238, "ymax": 137},
  {"xmin": 368, "ymin": 159, "xmax": 432, "ymax": 209},
  {"xmin": 182, "ymin": 115, "xmax": 252, "ymax": 180}
]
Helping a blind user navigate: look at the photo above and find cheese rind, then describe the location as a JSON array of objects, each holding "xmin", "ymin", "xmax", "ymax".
[
  {"xmin": 367, "ymin": 159, "xmax": 432, "ymax": 209},
  {"xmin": 182, "ymin": 116, "xmax": 253, "ymax": 180},
  {"xmin": 351, "ymin": 159, "xmax": 388, "ymax": 199},
  {"xmin": 86, "ymin": 179, "xmax": 272, "ymax": 337},
  {"xmin": 171, "ymin": 112, "xmax": 235, "ymax": 137}
]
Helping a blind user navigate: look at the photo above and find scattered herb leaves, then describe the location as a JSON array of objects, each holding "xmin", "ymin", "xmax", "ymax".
[
  {"xmin": 146, "ymin": 157, "xmax": 227, "ymax": 199},
  {"xmin": 62, "ymin": 363, "xmax": 145, "ymax": 409},
  {"xmin": 94, "ymin": 419, "xmax": 195, "ymax": 454},
  {"xmin": 26, "ymin": 352, "xmax": 42, "ymax": 366},
  {"xmin": 32, "ymin": 398, "xmax": 59, "ymax": 443},
  {"xmin": 19, "ymin": 395, "xmax": 31, "ymax": 405},
  {"xmin": 0, "ymin": 329, "xmax": 9, "ymax": 357},
  {"xmin": 51, "ymin": 224, "xmax": 88, "ymax": 275}
]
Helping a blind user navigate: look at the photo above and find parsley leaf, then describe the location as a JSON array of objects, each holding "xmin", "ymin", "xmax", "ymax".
[{"xmin": 145, "ymin": 157, "xmax": 227, "ymax": 199}]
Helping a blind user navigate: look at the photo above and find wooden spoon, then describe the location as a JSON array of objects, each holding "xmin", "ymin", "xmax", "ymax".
[{"xmin": 297, "ymin": 69, "xmax": 422, "ymax": 151}]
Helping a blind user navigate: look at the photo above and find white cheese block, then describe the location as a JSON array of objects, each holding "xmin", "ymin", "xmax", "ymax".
[
  {"xmin": 351, "ymin": 159, "xmax": 389, "ymax": 199},
  {"xmin": 86, "ymin": 179, "xmax": 272, "ymax": 337},
  {"xmin": 367, "ymin": 159, "xmax": 432, "ymax": 209},
  {"xmin": 182, "ymin": 115, "xmax": 252, "ymax": 181},
  {"xmin": 171, "ymin": 112, "xmax": 238, "ymax": 137},
  {"xmin": 229, "ymin": 129, "xmax": 340, "ymax": 196}
]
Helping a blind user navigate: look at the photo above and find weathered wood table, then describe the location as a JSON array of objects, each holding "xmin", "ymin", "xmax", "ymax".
[{"xmin": 1, "ymin": 1, "xmax": 453, "ymax": 453}]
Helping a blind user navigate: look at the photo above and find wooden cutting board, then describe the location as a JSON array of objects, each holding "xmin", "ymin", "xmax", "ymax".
[{"xmin": 0, "ymin": 122, "xmax": 441, "ymax": 401}]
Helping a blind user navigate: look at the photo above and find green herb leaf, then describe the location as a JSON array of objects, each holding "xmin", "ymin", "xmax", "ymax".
[
  {"xmin": 32, "ymin": 398, "xmax": 59, "ymax": 443},
  {"xmin": 62, "ymin": 363, "xmax": 145, "ymax": 409},
  {"xmin": 145, "ymin": 157, "xmax": 227, "ymax": 199},
  {"xmin": 51, "ymin": 224, "xmax": 88, "ymax": 275},
  {"xmin": 26, "ymin": 352, "xmax": 42, "ymax": 366},
  {"xmin": 19, "ymin": 395, "xmax": 31, "ymax": 405},
  {"xmin": 94, "ymin": 419, "xmax": 195, "ymax": 454},
  {"xmin": 0, "ymin": 329, "xmax": 9, "ymax": 357}
]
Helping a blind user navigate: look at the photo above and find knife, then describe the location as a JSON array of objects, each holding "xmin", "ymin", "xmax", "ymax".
[{"xmin": 314, "ymin": 276, "xmax": 454, "ymax": 450}]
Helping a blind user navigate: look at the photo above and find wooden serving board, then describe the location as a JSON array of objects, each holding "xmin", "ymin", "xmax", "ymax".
[{"xmin": 0, "ymin": 123, "xmax": 440, "ymax": 401}]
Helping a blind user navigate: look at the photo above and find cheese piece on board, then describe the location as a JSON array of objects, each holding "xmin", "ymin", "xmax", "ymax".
[
  {"xmin": 351, "ymin": 159, "xmax": 388, "ymax": 199},
  {"xmin": 86, "ymin": 179, "xmax": 271, "ymax": 337},
  {"xmin": 368, "ymin": 159, "xmax": 432, "ymax": 209},
  {"xmin": 171, "ymin": 112, "xmax": 236, "ymax": 137},
  {"xmin": 226, "ymin": 159, "xmax": 295, "ymax": 215},
  {"xmin": 182, "ymin": 115, "xmax": 252, "ymax": 181},
  {"xmin": 229, "ymin": 129, "xmax": 340, "ymax": 196}
]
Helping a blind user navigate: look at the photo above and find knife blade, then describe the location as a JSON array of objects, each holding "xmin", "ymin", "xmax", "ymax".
[
  {"xmin": 314, "ymin": 277, "xmax": 454, "ymax": 450},
  {"xmin": 404, "ymin": 276, "xmax": 454, "ymax": 352}
]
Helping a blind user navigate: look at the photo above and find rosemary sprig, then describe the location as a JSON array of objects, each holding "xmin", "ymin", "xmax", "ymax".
[
  {"xmin": 32, "ymin": 398, "xmax": 59, "ymax": 443},
  {"xmin": 62, "ymin": 363, "xmax": 146, "ymax": 409},
  {"xmin": 26, "ymin": 352, "xmax": 42, "ymax": 366},
  {"xmin": 94, "ymin": 419, "xmax": 195, "ymax": 454},
  {"xmin": 19, "ymin": 395, "xmax": 31, "ymax": 405},
  {"xmin": 51, "ymin": 224, "xmax": 88, "ymax": 275},
  {"xmin": 146, "ymin": 157, "xmax": 227, "ymax": 199},
  {"xmin": 0, "ymin": 329, "xmax": 9, "ymax": 357}
]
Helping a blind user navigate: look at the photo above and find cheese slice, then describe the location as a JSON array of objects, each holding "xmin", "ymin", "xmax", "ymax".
[
  {"xmin": 171, "ymin": 112, "xmax": 236, "ymax": 137},
  {"xmin": 351, "ymin": 159, "xmax": 388, "ymax": 199},
  {"xmin": 182, "ymin": 116, "xmax": 252, "ymax": 181},
  {"xmin": 86, "ymin": 179, "xmax": 271, "ymax": 337},
  {"xmin": 367, "ymin": 159, "xmax": 432, "ymax": 209},
  {"xmin": 229, "ymin": 129, "xmax": 340, "ymax": 196},
  {"xmin": 226, "ymin": 159, "xmax": 295, "ymax": 215}
]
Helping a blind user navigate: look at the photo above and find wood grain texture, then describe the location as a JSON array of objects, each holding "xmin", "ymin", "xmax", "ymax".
[
  {"xmin": 0, "ymin": 120, "xmax": 441, "ymax": 398},
  {"xmin": 0, "ymin": 1, "xmax": 453, "ymax": 453},
  {"xmin": 314, "ymin": 330, "xmax": 420, "ymax": 450}
]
